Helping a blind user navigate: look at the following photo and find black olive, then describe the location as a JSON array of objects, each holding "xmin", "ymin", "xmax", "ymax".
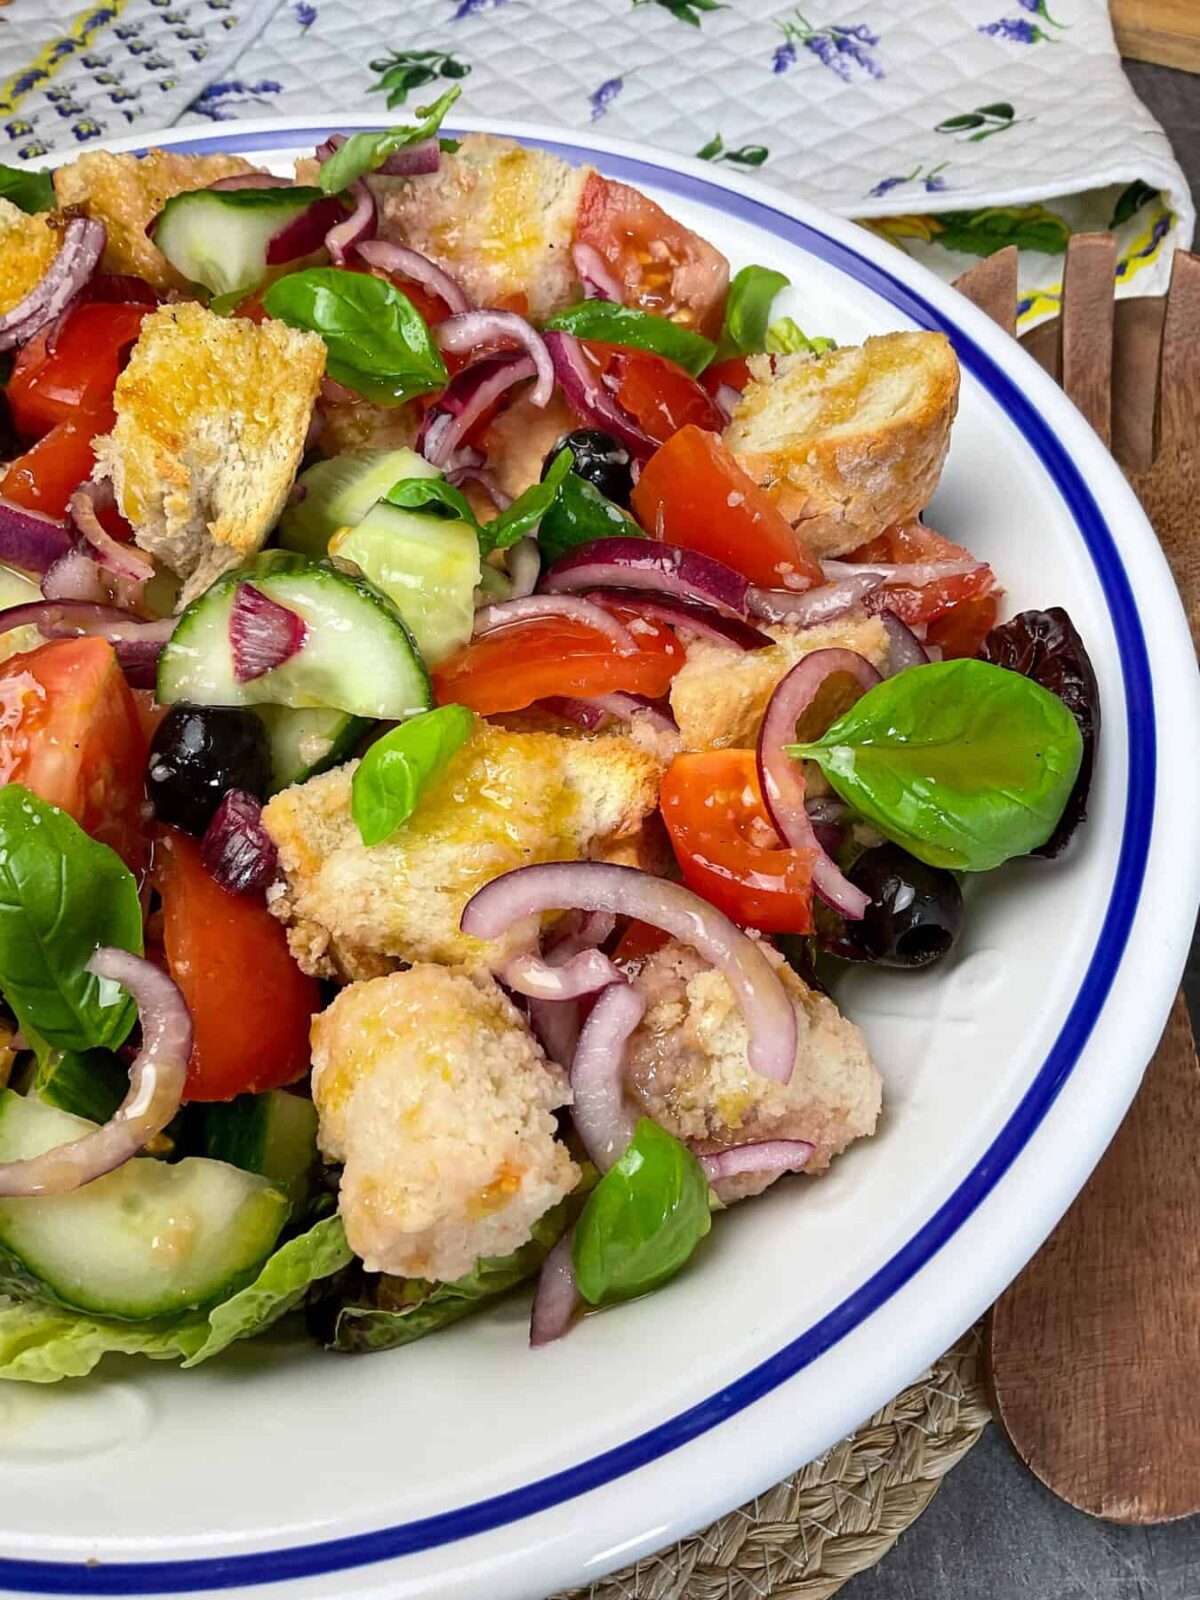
[
  {"xmin": 840, "ymin": 843, "xmax": 963, "ymax": 968},
  {"xmin": 147, "ymin": 705, "xmax": 271, "ymax": 837},
  {"xmin": 979, "ymin": 606, "xmax": 1099, "ymax": 857},
  {"xmin": 542, "ymin": 428, "xmax": 634, "ymax": 508}
]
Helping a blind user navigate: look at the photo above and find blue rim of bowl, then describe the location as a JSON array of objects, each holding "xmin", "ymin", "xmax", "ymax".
[{"xmin": 3, "ymin": 130, "xmax": 1155, "ymax": 1595}]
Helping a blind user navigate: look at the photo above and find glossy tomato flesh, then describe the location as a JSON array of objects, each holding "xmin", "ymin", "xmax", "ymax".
[
  {"xmin": 7, "ymin": 302, "xmax": 149, "ymax": 439},
  {"xmin": 578, "ymin": 340, "xmax": 724, "ymax": 446},
  {"xmin": 847, "ymin": 522, "xmax": 997, "ymax": 627},
  {"xmin": 1, "ymin": 413, "xmax": 112, "ymax": 518}
]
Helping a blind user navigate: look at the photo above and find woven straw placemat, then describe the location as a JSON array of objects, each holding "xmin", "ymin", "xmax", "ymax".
[{"xmin": 557, "ymin": 1325, "xmax": 990, "ymax": 1600}]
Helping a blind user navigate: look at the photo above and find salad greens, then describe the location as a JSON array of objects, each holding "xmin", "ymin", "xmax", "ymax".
[
  {"xmin": 538, "ymin": 470, "xmax": 643, "ymax": 564},
  {"xmin": 572, "ymin": 1119, "xmax": 711, "ymax": 1305},
  {"xmin": 385, "ymin": 446, "xmax": 575, "ymax": 553},
  {"xmin": 715, "ymin": 264, "xmax": 790, "ymax": 360},
  {"xmin": 351, "ymin": 703, "xmax": 474, "ymax": 846},
  {"xmin": 0, "ymin": 163, "xmax": 55, "ymax": 216},
  {"xmin": 766, "ymin": 316, "xmax": 836, "ymax": 357},
  {"xmin": 262, "ymin": 268, "xmax": 447, "ymax": 405},
  {"xmin": 544, "ymin": 302, "xmax": 716, "ymax": 377},
  {"xmin": 0, "ymin": 787, "xmax": 142, "ymax": 1055},
  {"xmin": 0, "ymin": 1217, "xmax": 352, "ymax": 1384},
  {"xmin": 791, "ymin": 659, "xmax": 1084, "ymax": 871},
  {"xmin": 317, "ymin": 87, "xmax": 461, "ymax": 194}
]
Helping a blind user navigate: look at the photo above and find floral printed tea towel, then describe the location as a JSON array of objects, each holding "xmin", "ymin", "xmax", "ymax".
[{"xmin": 2, "ymin": 0, "xmax": 1192, "ymax": 327}]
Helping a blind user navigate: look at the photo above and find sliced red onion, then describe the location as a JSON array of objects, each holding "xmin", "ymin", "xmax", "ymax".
[
  {"xmin": 503, "ymin": 946, "xmax": 624, "ymax": 1001},
  {"xmin": 69, "ymin": 487, "xmax": 154, "ymax": 587},
  {"xmin": 879, "ymin": 609, "xmax": 929, "ymax": 675},
  {"xmin": 418, "ymin": 354, "xmax": 536, "ymax": 469},
  {"xmin": 266, "ymin": 194, "xmax": 350, "ymax": 265},
  {"xmin": 821, "ymin": 558, "xmax": 985, "ymax": 586},
  {"xmin": 590, "ymin": 692, "xmax": 679, "ymax": 738},
  {"xmin": 530, "ymin": 1233, "xmax": 582, "ymax": 1347},
  {"xmin": 700, "ymin": 1139, "xmax": 814, "ymax": 1183},
  {"xmin": 587, "ymin": 587, "xmax": 772, "ymax": 651},
  {"xmin": 526, "ymin": 914, "xmax": 616, "ymax": 1066},
  {"xmin": 435, "ymin": 312, "xmax": 554, "ymax": 409},
  {"xmin": 756, "ymin": 649, "xmax": 882, "ymax": 920},
  {"xmin": 0, "ymin": 498, "xmax": 73, "ymax": 576},
  {"xmin": 357, "ymin": 238, "xmax": 470, "ymax": 315},
  {"xmin": 462, "ymin": 863, "xmax": 797, "ymax": 1083},
  {"xmin": 746, "ymin": 573, "xmax": 884, "ymax": 627},
  {"xmin": 539, "ymin": 695, "xmax": 609, "ymax": 731},
  {"xmin": 0, "ymin": 217, "xmax": 106, "ymax": 352},
  {"xmin": 712, "ymin": 383, "xmax": 742, "ymax": 425},
  {"xmin": 570, "ymin": 981, "xmax": 645, "ymax": 1172},
  {"xmin": 572, "ymin": 241, "xmax": 623, "ymax": 303},
  {"xmin": 317, "ymin": 134, "xmax": 442, "ymax": 179},
  {"xmin": 0, "ymin": 599, "xmax": 173, "ymax": 684},
  {"xmin": 201, "ymin": 790, "xmax": 279, "ymax": 895},
  {"xmin": 0, "ymin": 949, "xmax": 191, "ymax": 1197},
  {"xmin": 543, "ymin": 331, "xmax": 658, "ymax": 460},
  {"xmin": 324, "ymin": 179, "xmax": 376, "ymax": 265},
  {"xmin": 542, "ymin": 538, "xmax": 749, "ymax": 618},
  {"xmin": 208, "ymin": 173, "xmax": 294, "ymax": 191},
  {"xmin": 229, "ymin": 583, "xmax": 308, "ymax": 683},
  {"xmin": 473, "ymin": 595, "xmax": 637, "ymax": 654},
  {"xmin": 446, "ymin": 463, "xmax": 512, "ymax": 513},
  {"xmin": 505, "ymin": 537, "xmax": 539, "ymax": 598},
  {"xmin": 42, "ymin": 547, "xmax": 112, "ymax": 604}
]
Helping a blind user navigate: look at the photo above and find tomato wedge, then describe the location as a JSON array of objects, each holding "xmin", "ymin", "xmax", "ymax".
[
  {"xmin": 925, "ymin": 591, "xmax": 1001, "ymax": 659},
  {"xmin": 575, "ymin": 173, "xmax": 729, "ymax": 337},
  {"xmin": 578, "ymin": 340, "xmax": 724, "ymax": 446},
  {"xmin": 7, "ymin": 302, "xmax": 149, "ymax": 439},
  {"xmin": 432, "ymin": 604, "xmax": 684, "ymax": 715},
  {"xmin": 847, "ymin": 521, "xmax": 997, "ymax": 627},
  {"xmin": 0, "ymin": 637, "xmax": 150, "ymax": 876},
  {"xmin": 1, "ymin": 412, "xmax": 112, "ymax": 518},
  {"xmin": 632, "ymin": 425, "xmax": 823, "ymax": 590},
  {"xmin": 700, "ymin": 355, "xmax": 752, "ymax": 399},
  {"xmin": 660, "ymin": 750, "xmax": 815, "ymax": 933},
  {"xmin": 155, "ymin": 829, "xmax": 320, "ymax": 1103}
]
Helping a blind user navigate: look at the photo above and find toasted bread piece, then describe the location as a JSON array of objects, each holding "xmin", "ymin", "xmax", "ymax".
[
  {"xmin": 53, "ymin": 149, "xmax": 257, "ymax": 294},
  {"xmin": 373, "ymin": 133, "xmax": 589, "ymax": 321},
  {"xmin": 312, "ymin": 965, "xmax": 578, "ymax": 1282},
  {"xmin": 626, "ymin": 939, "xmax": 881, "ymax": 1197},
  {"xmin": 669, "ymin": 610, "xmax": 890, "ymax": 752},
  {"xmin": 0, "ymin": 199, "xmax": 62, "ymax": 316},
  {"xmin": 263, "ymin": 719, "xmax": 663, "ymax": 981},
  {"xmin": 482, "ymin": 390, "xmax": 576, "ymax": 501},
  {"xmin": 724, "ymin": 333, "xmax": 960, "ymax": 558},
  {"xmin": 93, "ymin": 303, "xmax": 325, "ymax": 606}
]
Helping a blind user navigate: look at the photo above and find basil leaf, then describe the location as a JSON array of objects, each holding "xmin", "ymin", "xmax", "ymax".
[
  {"xmin": 0, "ymin": 787, "xmax": 142, "ymax": 1052},
  {"xmin": 385, "ymin": 477, "xmax": 480, "ymax": 528},
  {"xmin": 318, "ymin": 87, "xmax": 461, "ymax": 194},
  {"xmin": 572, "ymin": 1118, "xmax": 711, "ymax": 1305},
  {"xmin": 538, "ymin": 470, "xmax": 643, "ymax": 564},
  {"xmin": 263, "ymin": 268, "xmax": 447, "ymax": 405},
  {"xmin": 480, "ymin": 445, "xmax": 574, "ymax": 553},
  {"xmin": 0, "ymin": 163, "xmax": 55, "ymax": 215},
  {"xmin": 766, "ymin": 316, "xmax": 836, "ymax": 356},
  {"xmin": 716, "ymin": 264, "xmax": 790, "ymax": 360},
  {"xmin": 790, "ymin": 659, "xmax": 1084, "ymax": 872},
  {"xmin": 543, "ymin": 302, "xmax": 716, "ymax": 377},
  {"xmin": 351, "ymin": 703, "xmax": 474, "ymax": 846}
]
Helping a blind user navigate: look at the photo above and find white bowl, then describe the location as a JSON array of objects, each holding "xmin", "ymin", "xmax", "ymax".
[{"xmin": 6, "ymin": 117, "xmax": 1198, "ymax": 1600}]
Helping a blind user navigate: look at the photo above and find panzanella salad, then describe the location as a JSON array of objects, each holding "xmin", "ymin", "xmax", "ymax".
[{"xmin": 0, "ymin": 91, "xmax": 1097, "ymax": 1379}]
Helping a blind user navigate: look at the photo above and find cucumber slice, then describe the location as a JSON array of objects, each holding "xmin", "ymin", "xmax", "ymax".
[
  {"xmin": 278, "ymin": 449, "xmax": 437, "ymax": 560},
  {"xmin": 151, "ymin": 186, "xmax": 334, "ymax": 298},
  {"xmin": 257, "ymin": 704, "xmax": 368, "ymax": 791},
  {"xmin": 0, "ymin": 562, "xmax": 44, "ymax": 664},
  {"xmin": 194, "ymin": 1091, "xmax": 318, "ymax": 1212},
  {"xmin": 331, "ymin": 500, "xmax": 480, "ymax": 667},
  {"xmin": 0, "ymin": 1093, "xmax": 288, "ymax": 1320},
  {"xmin": 32, "ymin": 1049, "xmax": 127, "ymax": 1126},
  {"xmin": 157, "ymin": 549, "xmax": 433, "ymax": 721}
]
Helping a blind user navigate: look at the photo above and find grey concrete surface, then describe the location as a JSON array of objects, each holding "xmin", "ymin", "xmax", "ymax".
[{"xmin": 839, "ymin": 57, "xmax": 1200, "ymax": 1600}]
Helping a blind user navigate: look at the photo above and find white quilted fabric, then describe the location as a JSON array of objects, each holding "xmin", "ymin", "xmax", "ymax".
[{"xmin": 1, "ymin": 0, "xmax": 1193, "ymax": 322}]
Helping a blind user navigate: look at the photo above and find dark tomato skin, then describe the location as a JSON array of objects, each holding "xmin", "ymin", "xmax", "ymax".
[{"xmin": 147, "ymin": 705, "xmax": 272, "ymax": 837}]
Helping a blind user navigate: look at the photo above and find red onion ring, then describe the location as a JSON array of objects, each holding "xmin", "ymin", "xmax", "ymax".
[
  {"xmin": 473, "ymin": 595, "xmax": 637, "ymax": 654},
  {"xmin": 324, "ymin": 178, "xmax": 376, "ymax": 265},
  {"xmin": 746, "ymin": 573, "xmax": 884, "ymax": 627},
  {"xmin": 587, "ymin": 587, "xmax": 771, "ymax": 651},
  {"xmin": 0, "ymin": 217, "xmax": 106, "ymax": 352},
  {"xmin": 417, "ymin": 354, "xmax": 536, "ymax": 469},
  {"xmin": 699, "ymin": 1139, "xmax": 814, "ymax": 1183},
  {"xmin": 538, "ymin": 695, "xmax": 609, "ymax": 731},
  {"xmin": 317, "ymin": 134, "xmax": 441, "ymax": 178},
  {"xmin": 69, "ymin": 487, "xmax": 153, "ymax": 587},
  {"xmin": 572, "ymin": 241, "xmax": 624, "ymax": 303},
  {"xmin": 756, "ymin": 648, "xmax": 882, "ymax": 919},
  {"xmin": 541, "ymin": 538, "xmax": 749, "ymax": 618},
  {"xmin": 201, "ymin": 790, "xmax": 279, "ymax": 896},
  {"xmin": 0, "ymin": 600, "xmax": 173, "ymax": 684},
  {"xmin": 446, "ymin": 463, "xmax": 512, "ymax": 513},
  {"xmin": 357, "ymin": 237, "xmax": 472, "ymax": 314},
  {"xmin": 530, "ymin": 1232, "xmax": 582, "ymax": 1347},
  {"xmin": 462, "ymin": 862, "xmax": 797, "ymax": 1083},
  {"xmin": 229, "ymin": 583, "xmax": 308, "ymax": 683},
  {"xmin": 265, "ymin": 195, "xmax": 350, "ymax": 266},
  {"xmin": 820, "ymin": 558, "xmax": 985, "ymax": 586},
  {"xmin": 0, "ymin": 949, "xmax": 191, "ymax": 1197},
  {"xmin": 435, "ymin": 311, "xmax": 554, "ymax": 408},
  {"xmin": 503, "ymin": 946, "xmax": 624, "ymax": 1001},
  {"xmin": 543, "ymin": 331, "xmax": 658, "ymax": 460},
  {"xmin": 526, "ymin": 913, "xmax": 616, "ymax": 1065},
  {"xmin": 879, "ymin": 609, "xmax": 930, "ymax": 674},
  {"xmin": 208, "ymin": 173, "xmax": 294, "ymax": 191},
  {"xmin": 569, "ymin": 981, "xmax": 645, "ymax": 1172},
  {"xmin": 589, "ymin": 692, "xmax": 679, "ymax": 738}
]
